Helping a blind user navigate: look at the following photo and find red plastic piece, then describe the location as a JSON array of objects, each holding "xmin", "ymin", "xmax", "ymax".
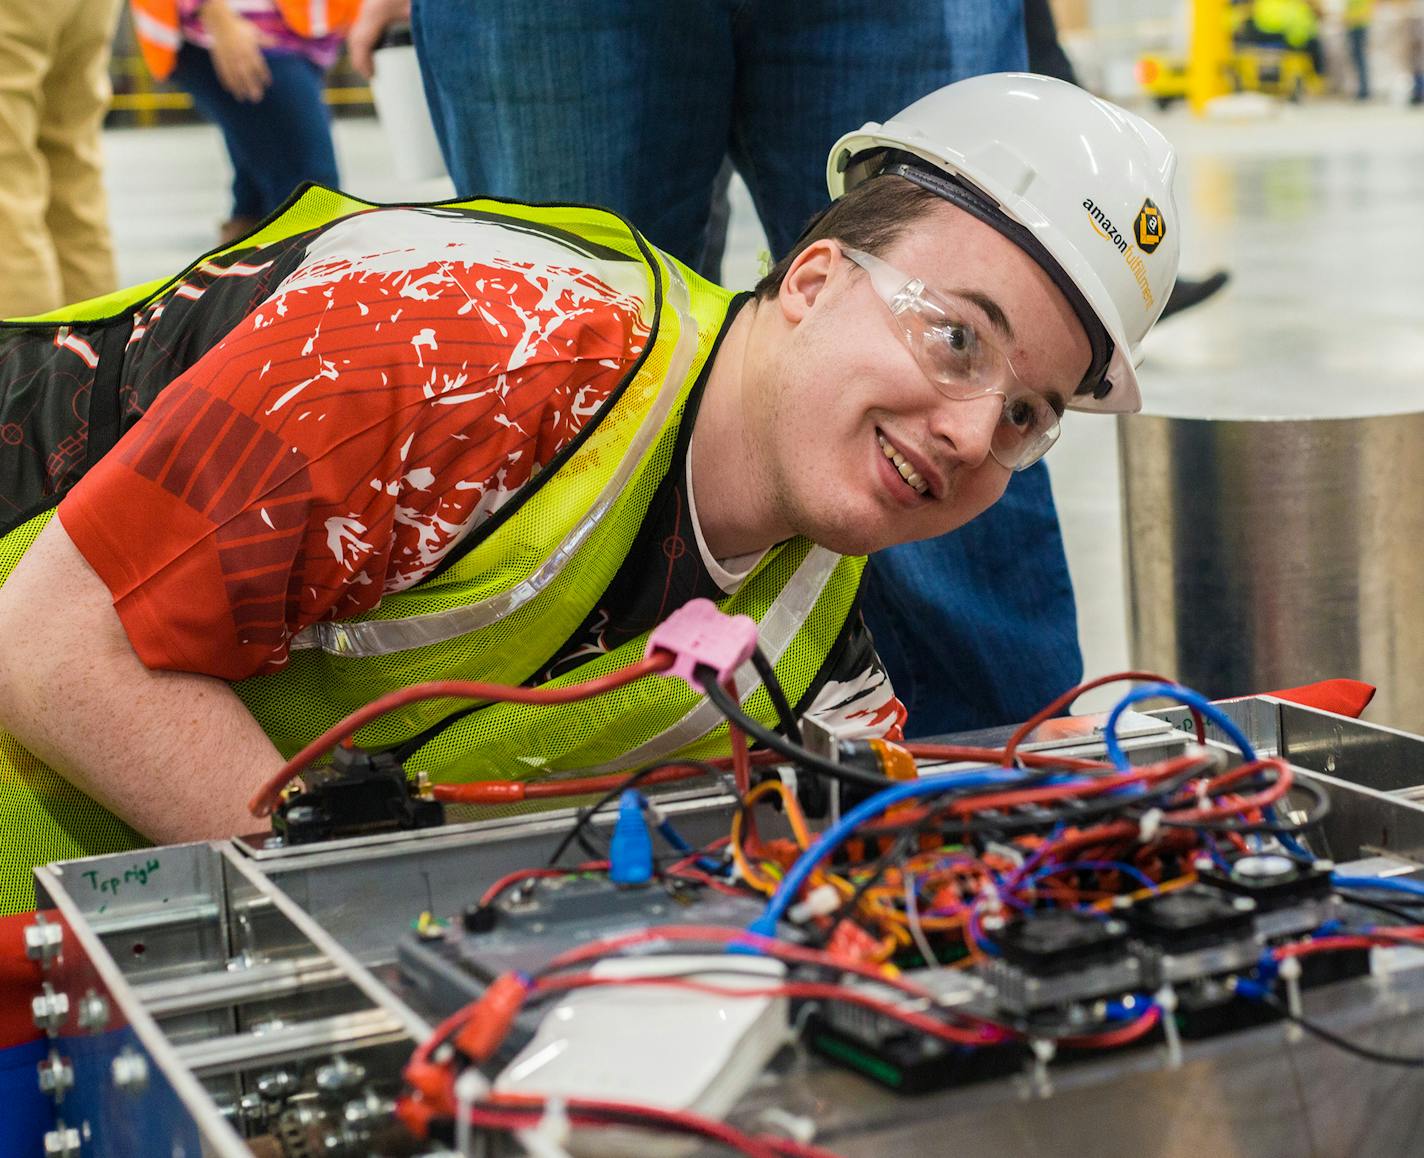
[
  {"xmin": 452, "ymin": 972, "xmax": 532, "ymax": 1062},
  {"xmin": 826, "ymin": 920, "xmax": 884, "ymax": 965},
  {"xmin": 1256, "ymin": 679, "xmax": 1376, "ymax": 720},
  {"xmin": 645, "ymin": 598, "xmax": 759, "ymax": 690}
]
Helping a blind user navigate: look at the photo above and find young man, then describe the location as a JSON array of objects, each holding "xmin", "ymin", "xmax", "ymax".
[{"xmin": 0, "ymin": 74, "xmax": 1179, "ymax": 914}]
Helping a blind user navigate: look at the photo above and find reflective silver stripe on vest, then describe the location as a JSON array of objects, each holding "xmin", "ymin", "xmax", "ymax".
[
  {"xmin": 547, "ymin": 545, "xmax": 844, "ymax": 777},
  {"xmin": 289, "ymin": 256, "xmax": 697, "ymax": 658}
]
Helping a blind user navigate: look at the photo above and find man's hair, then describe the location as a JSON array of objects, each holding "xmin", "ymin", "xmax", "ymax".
[{"xmin": 752, "ymin": 176, "xmax": 945, "ymax": 300}]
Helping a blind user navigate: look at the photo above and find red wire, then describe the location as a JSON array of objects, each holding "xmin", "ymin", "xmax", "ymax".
[
  {"xmin": 248, "ymin": 651, "xmax": 676, "ymax": 816},
  {"xmin": 463, "ymin": 1100, "xmax": 797, "ymax": 1158},
  {"xmin": 945, "ymin": 753, "xmax": 1209, "ymax": 817},
  {"xmin": 1000, "ymin": 671, "xmax": 1207, "ymax": 765},
  {"xmin": 477, "ymin": 862, "xmax": 609, "ymax": 908},
  {"xmin": 1169, "ymin": 759, "xmax": 1293, "ymax": 823},
  {"xmin": 433, "ymin": 761, "xmax": 715, "ymax": 805},
  {"xmin": 726, "ymin": 678, "xmax": 754, "ymax": 796},
  {"xmin": 1057, "ymin": 1004, "xmax": 1162, "ymax": 1049}
]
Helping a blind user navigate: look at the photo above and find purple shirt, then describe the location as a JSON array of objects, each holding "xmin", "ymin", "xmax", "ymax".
[{"xmin": 178, "ymin": 0, "xmax": 343, "ymax": 70}]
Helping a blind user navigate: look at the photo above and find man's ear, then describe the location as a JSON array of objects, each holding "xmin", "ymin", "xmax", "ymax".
[{"xmin": 777, "ymin": 240, "xmax": 840, "ymax": 324}]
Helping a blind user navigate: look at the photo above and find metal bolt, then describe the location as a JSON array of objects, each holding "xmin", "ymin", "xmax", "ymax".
[
  {"xmin": 237, "ymin": 1092, "xmax": 266, "ymax": 1125},
  {"xmin": 255, "ymin": 1068, "xmax": 298, "ymax": 1101},
  {"xmin": 76, "ymin": 990, "xmax": 109, "ymax": 1033},
  {"xmin": 37, "ymin": 1050, "xmax": 74, "ymax": 1098},
  {"xmin": 42, "ymin": 1124, "xmax": 81, "ymax": 1157},
  {"xmin": 24, "ymin": 918, "xmax": 63, "ymax": 966},
  {"xmin": 314, "ymin": 1055, "xmax": 365, "ymax": 1093},
  {"xmin": 32, "ymin": 984, "xmax": 70, "ymax": 1034},
  {"xmin": 111, "ymin": 1047, "xmax": 149, "ymax": 1094}
]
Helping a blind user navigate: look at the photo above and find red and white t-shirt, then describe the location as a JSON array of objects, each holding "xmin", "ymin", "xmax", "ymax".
[{"xmin": 58, "ymin": 206, "xmax": 904, "ymax": 736}]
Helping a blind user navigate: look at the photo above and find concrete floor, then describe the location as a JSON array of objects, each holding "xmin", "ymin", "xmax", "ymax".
[{"xmin": 99, "ymin": 98, "xmax": 1424, "ymax": 714}]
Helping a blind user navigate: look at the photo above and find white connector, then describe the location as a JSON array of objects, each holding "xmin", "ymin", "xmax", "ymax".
[{"xmin": 788, "ymin": 883, "xmax": 841, "ymax": 924}]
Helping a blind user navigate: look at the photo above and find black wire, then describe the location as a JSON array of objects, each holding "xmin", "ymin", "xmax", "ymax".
[
  {"xmin": 389, "ymin": 701, "xmax": 485, "ymax": 763},
  {"xmin": 1335, "ymin": 891, "xmax": 1424, "ymax": 925},
  {"xmin": 1252, "ymin": 990, "xmax": 1424, "ymax": 1068},
  {"xmin": 750, "ymin": 647, "xmax": 803, "ymax": 745},
  {"xmin": 812, "ymin": 825, "xmax": 924, "ymax": 950},
  {"xmin": 697, "ymin": 669, "xmax": 889, "ymax": 791},
  {"xmin": 544, "ymin": 760, "xmax": 724, "ymax": 868}
]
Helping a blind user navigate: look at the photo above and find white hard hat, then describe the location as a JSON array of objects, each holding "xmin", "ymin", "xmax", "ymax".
[{"xmin": 827, "ymin": 72, "xmax": 1180, "ymax": 414}]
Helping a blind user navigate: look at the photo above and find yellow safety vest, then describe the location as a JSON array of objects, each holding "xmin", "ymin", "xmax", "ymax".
[{"xmin": 0, "ymin": 188, "xmax": 864, "ymax": 914}]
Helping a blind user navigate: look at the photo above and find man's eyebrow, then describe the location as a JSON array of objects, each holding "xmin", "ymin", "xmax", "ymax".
[{"xmin": 955, "ymin": 289, "xmax": 1015, "ymax": 345}]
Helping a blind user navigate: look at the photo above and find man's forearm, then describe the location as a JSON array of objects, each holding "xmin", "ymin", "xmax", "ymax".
[{"xmin": 0, "ymin": 520, "xmax": 285, "ymax": 844}]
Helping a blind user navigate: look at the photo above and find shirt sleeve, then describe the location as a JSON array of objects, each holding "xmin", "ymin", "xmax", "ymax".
[
  {"xmin": 799, "ymin": 613, "xmax": 907, "ymax": 742},
  {"xmin": 60, "ymin": 234, "xmax": 647, "ymax": 681}
]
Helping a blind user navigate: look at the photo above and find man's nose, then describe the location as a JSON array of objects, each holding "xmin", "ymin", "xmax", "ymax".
[{"xmin": 932, "ymin": 392, "xmax": 1001, "ymax": 469}]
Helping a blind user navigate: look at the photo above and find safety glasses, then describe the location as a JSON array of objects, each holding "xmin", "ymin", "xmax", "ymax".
[{"xmin": 842, "ymin": 246, "xmax": 1063, "ymax": 471}]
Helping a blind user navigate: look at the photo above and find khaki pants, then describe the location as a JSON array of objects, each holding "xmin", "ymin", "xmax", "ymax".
[{"xmin": 0, "ymin": 0, "xmax": 124, "ymax": 318}]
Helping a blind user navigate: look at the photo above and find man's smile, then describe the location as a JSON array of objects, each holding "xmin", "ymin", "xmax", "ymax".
[{"xmin": 876, "ymin": 429, "xmax": 932, "ymax": 498}]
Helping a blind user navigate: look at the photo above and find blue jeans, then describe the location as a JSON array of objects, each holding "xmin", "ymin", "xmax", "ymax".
[
  {"xmin": 1347, "ymin": 25, "xmax": 1369, "ymax": 99},
  {"xmin": 173, "ymin": 42, "xmax": 339, "ymax": 221},
  {"xmin": 412, "ymin": 0, "xmax": 1083, "ymax": 735}
]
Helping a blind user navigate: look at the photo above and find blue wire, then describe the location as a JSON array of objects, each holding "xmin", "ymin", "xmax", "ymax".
[
  {"xmin": 1103, "ymin": 682, "xmax": 1310, "ymax": 858},
  {"xmin": 634, "ymin": 791, "xmax": 725, "ymax": 874},
  {"xmin": 1332, "ymin": 874, "xmax": 1424, "ymax": 900},
  {"xmin": 1102, "ymin": 682, "xmax": 1257, "ymax": 771},
  {"xmin": 747, "ymin": 766, "xmax": 1035, "ymax": 939}
]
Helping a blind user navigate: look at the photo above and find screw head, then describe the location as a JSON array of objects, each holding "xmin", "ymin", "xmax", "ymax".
[
  {"xmin": 37, "ymin": 1051, "xmax": 74, "ymax": 1096},
  {"xmin": 315, "ymin": 1055, "xmax": 365, "ymax": 1092},
  {"xmin": 111, "ymin": 1048, "xmax": 149, "ymax": 1094},
  {"xmin": 76, "ymin": 990, "xmax": 110, "ymax": 1032},
  {"xmin": 42, "ymin": 1125, "xmax": 81, "ymax": 1157},
  {"xmin": 32, "ymin": 986, "xmax": 70, "ymax": 1034}
]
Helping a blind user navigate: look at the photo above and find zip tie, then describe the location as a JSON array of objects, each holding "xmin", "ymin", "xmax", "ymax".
[{"xmin": 1138, "ymin": 808, "xmax": 1164, "ymax": 843}]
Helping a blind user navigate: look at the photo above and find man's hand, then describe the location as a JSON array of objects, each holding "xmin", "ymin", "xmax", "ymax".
[
  {"xmin": 348, "ymin": 0, "xmax": 412, "ymax": 79},
  {"xmin": 0, "ymin": 518, "xmax": 287, "ymax": 844},
  {"xmin": 201, "ymin": 0, "xmax": 273, "ymax": 103}
]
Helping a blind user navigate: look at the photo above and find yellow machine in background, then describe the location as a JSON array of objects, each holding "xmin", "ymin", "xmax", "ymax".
[{"xmin": 1138, "ymin": 0, "xmax": 1326, "ymax": 109}]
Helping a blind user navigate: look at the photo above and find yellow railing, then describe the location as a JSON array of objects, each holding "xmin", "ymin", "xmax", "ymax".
[{"xmin": 109, "ymin": 85, "xmax": 374, "ymax": 114}]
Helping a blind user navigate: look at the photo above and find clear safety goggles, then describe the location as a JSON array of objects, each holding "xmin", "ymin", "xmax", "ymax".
[{"xmin": 842, "ymin": 246, "xmax": 1064, "ymax": 471}]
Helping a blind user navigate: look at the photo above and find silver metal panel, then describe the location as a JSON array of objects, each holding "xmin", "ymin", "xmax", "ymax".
[{"xmin": 1119, "ymin": 410, "xmax": 1424, "ymax": 732}]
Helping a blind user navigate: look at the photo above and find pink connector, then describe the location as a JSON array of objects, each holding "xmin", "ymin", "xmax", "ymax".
[{"xmin": 645, "ymin": 598, "xmax": 760, "ymax": 690}]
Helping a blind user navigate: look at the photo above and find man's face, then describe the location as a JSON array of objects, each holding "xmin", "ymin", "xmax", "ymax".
[{"xmin": 748, "ymin": 201, "xmax": 1092, "ymax": 557}]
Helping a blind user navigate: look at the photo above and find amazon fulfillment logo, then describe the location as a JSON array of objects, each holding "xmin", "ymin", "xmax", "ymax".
[{"xmin": 1083, "ymin": 196, "xmax": 1157, "ymax": 309}]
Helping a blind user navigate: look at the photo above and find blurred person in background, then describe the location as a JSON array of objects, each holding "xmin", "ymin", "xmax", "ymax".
[
  {"xmin": 0, "ymin": 0, "xmax": 124, "ymax": 317},
  {"xmin": 1406, "ymin": 0, "xmax": 1424, "ymax": 104},
  {"xmin": 129, "ymin": 0, "xmax": 357, "ymax": 243},
  {"xmin": 348, "ymin": 0, "xmax": 1086, "ymax": 739},
  {"xmin": 1345, "ymin": 0, "xmax": 1374, "ymax": 99},
  {"xmin": 1244, "ymin": 0, "xmax": 1326, "ymax": 77}
]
